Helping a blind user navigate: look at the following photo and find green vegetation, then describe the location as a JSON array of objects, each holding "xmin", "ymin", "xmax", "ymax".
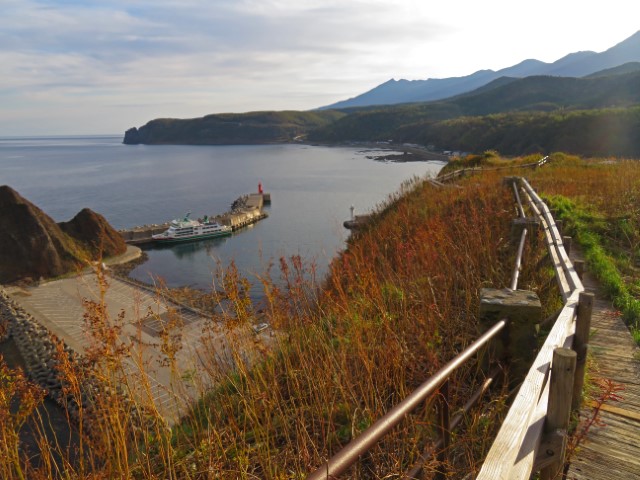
[
  {"xmin": 4, "ymin": 155, "xmax": 640, "ymax": 478},
  {"xmin": 311, "ymin": 106, "xmax": 640, "ymax": 157},
  {"xmin": 124, "ymin": 71, "xmax": 640, "ymax": 157},
  {"xmin": 437, "ymin": 150, "xmax": 544, "ymax": 176},
  {"xmin": 123, "ymin": 110, "xmax": 346, "ymax": 145},
  {"xmin": 395, "ymin": 108, "xmax": 640, "ymax": 157},
  {"xmin": 532, "ymin": 156, "xmax": 640, "ymax": 342},
  {"xmin": 307, "ymin": 71, "xmax": 640, "ymax": 156}
]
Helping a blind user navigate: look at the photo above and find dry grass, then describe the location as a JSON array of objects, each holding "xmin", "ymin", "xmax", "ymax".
[
  {"xmin": 1, "ymin": 165, "xmax": 571, "ymax": 479},
  {"xmin": 528, "ymin": 153, "xmax": 640, "ymax": 339}
]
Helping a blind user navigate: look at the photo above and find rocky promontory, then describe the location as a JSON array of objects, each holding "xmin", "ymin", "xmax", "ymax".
[
  {"xmin": 123, "ymin": 110, "xmax": 345, "ymax": 145},
  {"xmin": 0, "ymin": 186, "xmax": 126, "ymax": 284},
  {"xmin": 59, "ymin": 207, "xmax": 126, "ymax": 259}
]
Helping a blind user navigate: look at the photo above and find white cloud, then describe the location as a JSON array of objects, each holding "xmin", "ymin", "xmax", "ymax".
[{"xmin": 0, "ymin": 0, "xmax": 638, "ymax": 135}]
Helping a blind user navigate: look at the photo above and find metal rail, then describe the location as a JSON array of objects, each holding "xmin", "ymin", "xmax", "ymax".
[
  {"xmin": 307, "ymin": 170, "xmax": 546, "ymax": 479},
  {"xmin": 510, "ymin": 227, "xmax": 528, "ymax": 290},
  {"xmin": 308, "ymin": 168, "xmax": 550, "ymax": 479},
  {"xmin": 403, "ymin": 365, "xmax": 502, "ymax": 478},
  {"xmin": 477, "ymin": 177, "xmax": 585, "ymax": 479},
  {"xmin": 307, "ymin": 320, "xmax": 507, "ymax": 480}
]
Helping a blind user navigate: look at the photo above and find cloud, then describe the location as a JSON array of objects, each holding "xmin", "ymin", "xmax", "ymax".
[
  {"xmin": 2, "ymin": 0, "xmax": 638, "ymax": 134},
  {"xmin": 2, "ymin": 0, "xmax": 449, "ymax": 75},
  {"xmin": 0, "ymin": 0, "xmax": 457, "ymax": 134}
]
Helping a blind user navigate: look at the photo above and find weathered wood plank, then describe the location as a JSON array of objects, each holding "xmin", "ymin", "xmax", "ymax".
[
  {"xmin": 478, "ymin": 182, "xmax": 587, "ymax": 479},
  {"xmin": 521, "ymin": 187, "xmax": 572, "ymax": 300},
  {"xmin": 565, "ymin": 248, "xmax": 640, "ymax": 480},
  {"xmin": 521, "ymin": 179, "xmax": 582, "ymax": 293},
  {"xmin": 477, "ymin": 294, "xmax": 579, "ymax": 479},
  {"xmin": 509, "ymin": 375, "xmax": 550, "ymax": 477},
  {"xmin": 540, "ymin": 348, "xmax": 576, "ymax": 480}
]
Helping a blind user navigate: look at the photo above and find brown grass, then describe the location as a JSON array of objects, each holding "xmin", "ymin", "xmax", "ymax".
[{"xmin": 0, "ymin": 165, "xmax": 572, "ymax": 479}]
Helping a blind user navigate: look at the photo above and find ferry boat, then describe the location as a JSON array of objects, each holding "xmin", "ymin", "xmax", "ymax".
[{"xmin": 152, "ymin": 213, "xmax": 232, "ymax": 244}]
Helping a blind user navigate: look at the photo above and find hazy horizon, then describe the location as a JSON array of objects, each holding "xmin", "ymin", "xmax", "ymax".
[{"xmin": 1, "ymin": 0, "xmax": 638, "ymax": 136}]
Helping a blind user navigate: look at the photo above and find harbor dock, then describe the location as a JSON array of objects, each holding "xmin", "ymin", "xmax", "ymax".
[
  {"xmin": 119, "ymin": 192, "xmax": 271, "ymax": 245},
  {"xmin": 343, "ymin": 214, "xmax": 371, "ymax": 230},
  {"xmin": 343, "ymin": 205, "xmax": 372, "ymax": 230}
]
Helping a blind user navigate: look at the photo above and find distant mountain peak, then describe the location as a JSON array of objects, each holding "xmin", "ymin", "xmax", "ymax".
[{"xmin": 320, "ymin": 30, "xmax": 640, "ymax": 110}]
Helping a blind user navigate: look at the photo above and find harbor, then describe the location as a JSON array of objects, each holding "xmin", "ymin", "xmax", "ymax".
[
  {"xmin": 119, "ymin": 189, "xmax": 271, "ymax": 245},
  {"xmin": 343, "ymin": 205, "xmax": 372, "ymax": 230}
]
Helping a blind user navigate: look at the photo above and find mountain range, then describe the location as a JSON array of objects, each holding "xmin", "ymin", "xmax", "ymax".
[
  {"xmin": 321, "ymin": 30, "xmax": 640, "ymax": 110},
  {"xmin": 123, "ymin": 30, "xmax": 640, "ymax": 157}
]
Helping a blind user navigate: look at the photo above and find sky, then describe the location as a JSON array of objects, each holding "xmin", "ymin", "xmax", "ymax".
[{"xmin": 1, "ymin": 0, "xmax": 638, "ymax": 136}]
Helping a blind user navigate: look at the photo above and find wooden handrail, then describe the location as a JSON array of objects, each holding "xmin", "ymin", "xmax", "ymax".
[
  {"xmin": 307, "ymin": 321, "xmax": 507, "ymax": 479},
  {"xmin": 438, "ymin": 156, "xmax": 549, "ymax": 183},
  {"xmin": 307, "ymin": 167, "xmax": 573, "ymax": 480},
  {"xmin": 477, "ymin": 177, "xmax": 585, "ymax": 479}
]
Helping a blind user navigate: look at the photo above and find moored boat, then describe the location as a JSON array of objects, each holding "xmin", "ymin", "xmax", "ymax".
[{"xmin": 152, "ymin": 213, "xmax": 232, "ymax": 244}]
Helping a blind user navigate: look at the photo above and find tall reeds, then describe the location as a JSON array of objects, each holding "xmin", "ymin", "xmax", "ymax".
[{"xmin": 0, "ymin": 165, "xmax": 566, "ymax": 478}]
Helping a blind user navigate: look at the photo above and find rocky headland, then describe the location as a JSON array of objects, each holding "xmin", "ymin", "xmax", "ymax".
[
  {"xmin": 123, "ymin": 110, "xmax": 345, "ymax": 145},
  {"xmin": 0, "ymin": 185, "xmax": 126, "ymax": 284}
]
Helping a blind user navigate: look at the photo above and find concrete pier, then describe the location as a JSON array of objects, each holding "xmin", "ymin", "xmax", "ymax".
[
  {"xmin": 343, "ymin": 214, "xmax": 372, "ymax": 230},
  {"xmin": 2, "ymin": 273, "xmax": 260, "ymax": 425},
  {"xmin": 119, "ymin": 223, "xmax": 170, "ymax": 245},
  {"xmin": 119, "ymin": 192, "xmax": 271, "ymax": 245}
]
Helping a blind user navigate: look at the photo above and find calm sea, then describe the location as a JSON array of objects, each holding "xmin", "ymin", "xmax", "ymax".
[{"xmin": 0, "ymin": 136, "xmax": 444, "ymax": 293}]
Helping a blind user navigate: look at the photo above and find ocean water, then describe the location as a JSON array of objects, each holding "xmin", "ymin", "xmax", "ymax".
[{"xmin": 0, "ymin": 136, "xmax": 444, "ymax": 292}]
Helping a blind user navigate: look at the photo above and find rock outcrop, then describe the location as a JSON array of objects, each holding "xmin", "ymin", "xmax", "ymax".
[
  {"xmin": 0, "ymin": 186, "xmax": 125, "ymax": 284},
  {"xmin": 59, "ymin": 207, "xmax": 126, "ymax": 259}
]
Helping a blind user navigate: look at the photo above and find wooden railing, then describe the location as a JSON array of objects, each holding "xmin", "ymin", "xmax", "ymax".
[
  {"xmin": 307, "ymin": 169, "xmax": 584, "ymax": 479},
  {"xmin": 437, "ymin": 156, "xmax": 549, "ymax": 183},
  {"xmin": 477, "ymin": 178, "xmax": 592, "ymax": 480},
  {"xmin": 307, "ymin": 322, "xmax": 506, "ymax": 479},
  {"xmin": 307, "ymin": 166, "xmax": 594, "ymax": 479}
]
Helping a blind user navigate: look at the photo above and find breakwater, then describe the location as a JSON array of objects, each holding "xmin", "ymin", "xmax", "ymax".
[
  {"xmin": 0, "ymin": 288, "xmax": 85, "ymax": 419},
  {"xmin": 119, "ymin": 192, "xmax": 271, "ymax": 245},
  {"xmin": 0, "ymin": 288, "xmax": 142, "ymax": 429}
]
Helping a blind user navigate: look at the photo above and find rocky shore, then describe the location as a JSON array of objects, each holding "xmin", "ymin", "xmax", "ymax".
[
  {"xmin": 0, "ymin": 288, "xmax": 145, "ymax": 430},
  {"xmin": 0, "ymin": 288, "xmax": 83, "ymax": 416}
]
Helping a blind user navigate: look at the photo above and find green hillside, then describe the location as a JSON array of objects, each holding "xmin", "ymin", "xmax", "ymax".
[
  {"xmin": 123, "ymin": 110, "xmax": 345, "ymax": 145},
  {"xmin": 394, "ymin": 107, "xmax": 640, "ymax": 157},
  {"xmin": 123, "ymin": 70, "xmax": 640, "ymax": 157},
  {"xmin": 308, "ymin": 71, "xmax": 640, "ymax": 148}
]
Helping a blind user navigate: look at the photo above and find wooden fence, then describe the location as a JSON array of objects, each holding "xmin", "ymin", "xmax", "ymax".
[
  {"xmin": 437, "ymin": 156, "xmax": 549, "ymax": 183},
  {"xmin": 307, "ymin": 165, "xmax": 594, "ymax": 479},
  {"xmin": 477, "ymin": 178, "xmax": 591, "ymax": 479}
]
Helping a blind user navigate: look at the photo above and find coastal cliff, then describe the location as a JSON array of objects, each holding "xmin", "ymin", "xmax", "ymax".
[
  {"xmin": 0, "ymin": 186, "xmax": 126, "ymax": 284},
  {"xmin": 123, "ymin": 110, "xmax": 345, "ymax": 145}
]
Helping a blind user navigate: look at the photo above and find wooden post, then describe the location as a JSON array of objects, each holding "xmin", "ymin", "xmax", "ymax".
[
  {"xmin": 563, "ymin": 236, "xmax": 572, "ymax": 256},
  {"xmin": 479, "ymin": 289, "xmax": 541, "ymax": 385},
  {"xmin": 540, "ymin": 348, "xmax": 577, "ymax": 480},
  {"xmin": 511, "ymin": 217, "xmax": 540, "ymax": 245},
  {"xmin": 574, "ymin": 260, "xmax": 585, "ymax": 280},
  {"xmin": 572, "ymin": 292, "xmax": 594, "ymax": 411},
  {"xmin": 555, "ymin": 219, "xmax": 563, "ymax": 236}
]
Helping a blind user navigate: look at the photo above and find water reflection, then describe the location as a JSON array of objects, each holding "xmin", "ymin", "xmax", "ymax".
[{"xmin": 143, "ymin": 235, "xmax": 230, "ymax": 260}]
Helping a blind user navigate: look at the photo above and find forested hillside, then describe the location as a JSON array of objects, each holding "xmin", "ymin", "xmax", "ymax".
[
  {"xmin": 123, "ymin": 70, "xmax": 640, "ymax": 157},
  {"xmin": 123, "ymin": 110, "xmax": 345, "ymax": 145}
]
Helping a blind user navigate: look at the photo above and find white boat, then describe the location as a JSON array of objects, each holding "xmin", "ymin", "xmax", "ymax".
[{"xmin": 152, "ymin": 213, "xmax": 232, "ymax": 244}]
